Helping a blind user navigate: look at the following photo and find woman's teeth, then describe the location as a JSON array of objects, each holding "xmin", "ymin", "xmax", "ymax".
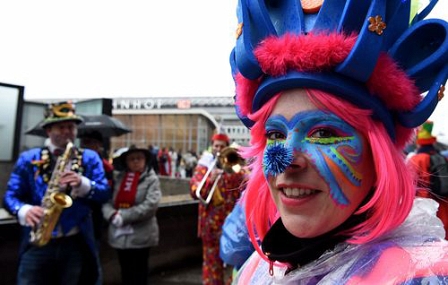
[{"xmin": 282, "ymin": 188, "xmax": 317, "ymax": 198}]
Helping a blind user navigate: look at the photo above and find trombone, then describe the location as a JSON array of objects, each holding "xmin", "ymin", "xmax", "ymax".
[{"xmin": 195, "ymin": 146, "xmax": 245, "ymax": 205}]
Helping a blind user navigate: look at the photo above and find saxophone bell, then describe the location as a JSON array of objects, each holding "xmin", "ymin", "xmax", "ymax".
[{"xmin": 50, "ymin": 192, "xmax": 73, "ymax": 208}]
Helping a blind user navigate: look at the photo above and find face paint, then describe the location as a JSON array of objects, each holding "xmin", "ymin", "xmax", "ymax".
[
  {"xmin": 263, "ymin": 141, "xmax": 293, "ymax": 177},
  {"xmin": 264, "ymin": 114, "xmax": 292, "ymax": 178},
  {"xmin": 264, "ymin": 110, "xmax": 364, "ymax": 206}
]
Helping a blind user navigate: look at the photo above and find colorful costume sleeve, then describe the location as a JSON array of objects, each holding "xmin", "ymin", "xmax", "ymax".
[
  {"xmin": 190, "ymin": 164, "xmax": 210, "ymax": 200},
  {"xmin": 3, "ymin": 149, "xmax": 42, "ymax": 216},
  {"xmin": 79, "ymin": 149, "xmax": 111, "ymax": 204},
  {"xmin": 190, "ymin": 152, "xmax": 215, "ymax": 200}
]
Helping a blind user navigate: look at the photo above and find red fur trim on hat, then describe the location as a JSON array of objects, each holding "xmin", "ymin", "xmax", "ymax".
[
  {"xmin": 234, "ymin": 33, "xmax": 421, "ymax": 145},
  {"xmin": 367, "ymin": 54, "xmax": 421, "ymax": 111},
  {"xmin": 255, "ymin": 33, "xmax": 357, "ymax": 76}
]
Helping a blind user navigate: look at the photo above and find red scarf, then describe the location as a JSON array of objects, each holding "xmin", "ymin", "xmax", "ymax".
[{"xmin": 114, "ymin": 172, "xmax": 140, "ymax": 209}]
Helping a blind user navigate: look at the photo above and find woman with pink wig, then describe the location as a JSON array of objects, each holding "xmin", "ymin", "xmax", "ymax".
[{"xmin": 229, "ymin": 0, "xmax": 448, "ymax": 284}]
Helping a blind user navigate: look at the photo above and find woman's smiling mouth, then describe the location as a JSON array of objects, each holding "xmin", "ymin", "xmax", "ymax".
[{"xmin": 280, "ymin": 187, "xmax": 320, "ymax": 198}]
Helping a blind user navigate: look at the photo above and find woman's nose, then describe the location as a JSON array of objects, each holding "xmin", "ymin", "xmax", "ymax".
[{"xmin": 285, "ymin": 153, "xmax": 308, "ymax": 173}]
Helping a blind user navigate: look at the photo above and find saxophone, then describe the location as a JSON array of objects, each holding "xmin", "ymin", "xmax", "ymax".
[{"xmin": 30, "ymin": 141, "xmax": 75, "ymax": 247}]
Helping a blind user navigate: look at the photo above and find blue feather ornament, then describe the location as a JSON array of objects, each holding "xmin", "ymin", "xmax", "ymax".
[{"xmin": 263, "ymin": 142, "xmax": 293, "ymax": 177}]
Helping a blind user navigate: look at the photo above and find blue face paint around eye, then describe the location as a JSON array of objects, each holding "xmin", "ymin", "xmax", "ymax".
[
  {"xmin": 263, "ymin": 141, "xmax": 293, "ymax": 177},
  {"xmin": 264, "ymin": 110, "xmax": 365, "ymax": 206}
]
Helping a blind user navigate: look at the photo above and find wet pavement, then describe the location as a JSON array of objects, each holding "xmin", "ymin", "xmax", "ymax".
[
  {"xmin": 0, "ymin": 238, "xmax": 203, "ymax": 285},
  {"xmin": 0, "ymin": 198, "xmax": 204, "ymax": 285},
  {"xmin": 147, "ymin": 264, "xmax": 202, "ymax": 285},
  {"xmin": 102, "ymin": 259, "xmax": 202, "ymax": 285},
  {"xmin": 0, "ymin": 221, "xmax": 203, "ymax": 285},
  {"xmin": 101, "ymin": 241, "xmax": 203, "ymax": 285}
]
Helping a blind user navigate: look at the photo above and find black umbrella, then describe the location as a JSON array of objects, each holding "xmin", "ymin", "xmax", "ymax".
[{"xmin": 25, "ymin": 114, "xmax": 132, "ymax": 138}]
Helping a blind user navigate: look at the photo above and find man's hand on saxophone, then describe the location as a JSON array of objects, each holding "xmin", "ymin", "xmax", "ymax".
[
  {"xmin": 25, "ymin": 206, "xmax": 45, "ymax": 228},
  {"xmin": 59, "ymin": 170, "xmax": 92, "ymax": 199},
  {"xmin": 59, "ymin": 171, "xmax": 82, "ymax": 188}
]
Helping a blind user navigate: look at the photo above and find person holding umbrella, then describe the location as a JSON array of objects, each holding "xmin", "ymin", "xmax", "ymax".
[
  {"xmin": 80, "ymin": 131, "xmax": 114, "ymax": 187},
  {"xmin": 79, "ymin": 130, "xmax": 114, "ymax": 285},
  {"xmin": 26, "ymin": 113, "xmax": 132, "ymax": 138}
]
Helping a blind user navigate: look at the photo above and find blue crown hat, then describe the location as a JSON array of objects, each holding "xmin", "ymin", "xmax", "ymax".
[{"xmin": 230, "ymin": 0, "xmax": 448, "ymax": 141}]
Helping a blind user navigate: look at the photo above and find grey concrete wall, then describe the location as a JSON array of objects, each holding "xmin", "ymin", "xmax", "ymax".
[{"xmin": 159, "ymin": 176, "xmax": 190, "ymax": 195}]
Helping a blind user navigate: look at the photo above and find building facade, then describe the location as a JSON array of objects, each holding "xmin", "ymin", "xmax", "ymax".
[{"xmin": 110, "ymin": 96, "xmax": 250, "ymax": 155}]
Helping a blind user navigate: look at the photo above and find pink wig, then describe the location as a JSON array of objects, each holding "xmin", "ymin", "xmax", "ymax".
[{"xmin": 241, "ymin": 90, "xmax": 416, "ymax": 259}]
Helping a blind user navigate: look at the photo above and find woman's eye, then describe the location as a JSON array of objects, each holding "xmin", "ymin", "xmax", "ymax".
[
  {"xmin": 310, "ymin": 128, "xmax": 335, "ymax": 138},
  {"xmin": 266, "ymin": 131, "xmax": 286, "ymax": 141}
]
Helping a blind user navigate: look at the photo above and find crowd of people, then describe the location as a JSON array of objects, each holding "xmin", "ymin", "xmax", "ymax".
[
  {"xmin": 122, "ymin": 145, "xmax": 199, "ymax": 179},
  {"xmin": 1, "ymin": 100, "xmax": 247, "ymax": 285},
  {"xmin": 2, "ymin": 1, "xmax": 448, "ymax": 284},
  {"xmin": 2, "ymin": 101, "xmax": 165, "ymax": 285}
]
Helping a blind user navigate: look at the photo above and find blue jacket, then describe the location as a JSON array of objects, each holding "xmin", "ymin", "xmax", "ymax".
[
  {"xmin": 220, "ymin": 201, "xmax": 254, "ymax": 269},
  {"xmin": 3, "ymin": 147, "xmax": 111, "ymax": 255}
]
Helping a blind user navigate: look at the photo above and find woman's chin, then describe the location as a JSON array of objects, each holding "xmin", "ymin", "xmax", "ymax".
[{"xmin": 282, "ymin": 214, "xmax": 333, "ymax": 238}]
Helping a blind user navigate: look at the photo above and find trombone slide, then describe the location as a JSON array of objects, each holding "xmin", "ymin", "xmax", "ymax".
[
  {"xmin": 194, "ymin": 146, "xmax": 244, "ymax": 206},
  {"xmin": 195, "ymin": 158, "xmax": 219, "ymax": 205}
]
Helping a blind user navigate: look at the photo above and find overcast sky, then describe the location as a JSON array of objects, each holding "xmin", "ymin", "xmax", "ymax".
[
  {"xmin": 0, "ymin": 0, "xmax": 447, "ymax": 140},
  {"xmin": 0, "ymin": 0, "xmax": 239, "ymax": 100}
]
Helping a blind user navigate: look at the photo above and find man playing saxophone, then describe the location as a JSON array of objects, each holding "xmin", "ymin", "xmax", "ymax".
[{"xmin": 3, "ymin": 101, "xmax": 111, "ymax": 285}]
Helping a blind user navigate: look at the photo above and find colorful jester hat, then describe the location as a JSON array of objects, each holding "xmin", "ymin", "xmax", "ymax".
[
  {"xmin": 41, "ymin": 100, "xmax": 84, "ymax": 128},
  {"xmin": 416, "ymin": 120, "xmax": 437, "ymax": 145},
  {"xmin": 230, "ymin": 0, "xmax": 448, "ymax": 147}
]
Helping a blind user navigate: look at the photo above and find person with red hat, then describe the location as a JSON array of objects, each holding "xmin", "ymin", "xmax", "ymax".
[
  {"xmin": 190, "ymin": 132, "xmax": 247, "ymax": 285},
  {"xmin": 407, "ymin": 121, "xmax": 448, "ymax": 239}
]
